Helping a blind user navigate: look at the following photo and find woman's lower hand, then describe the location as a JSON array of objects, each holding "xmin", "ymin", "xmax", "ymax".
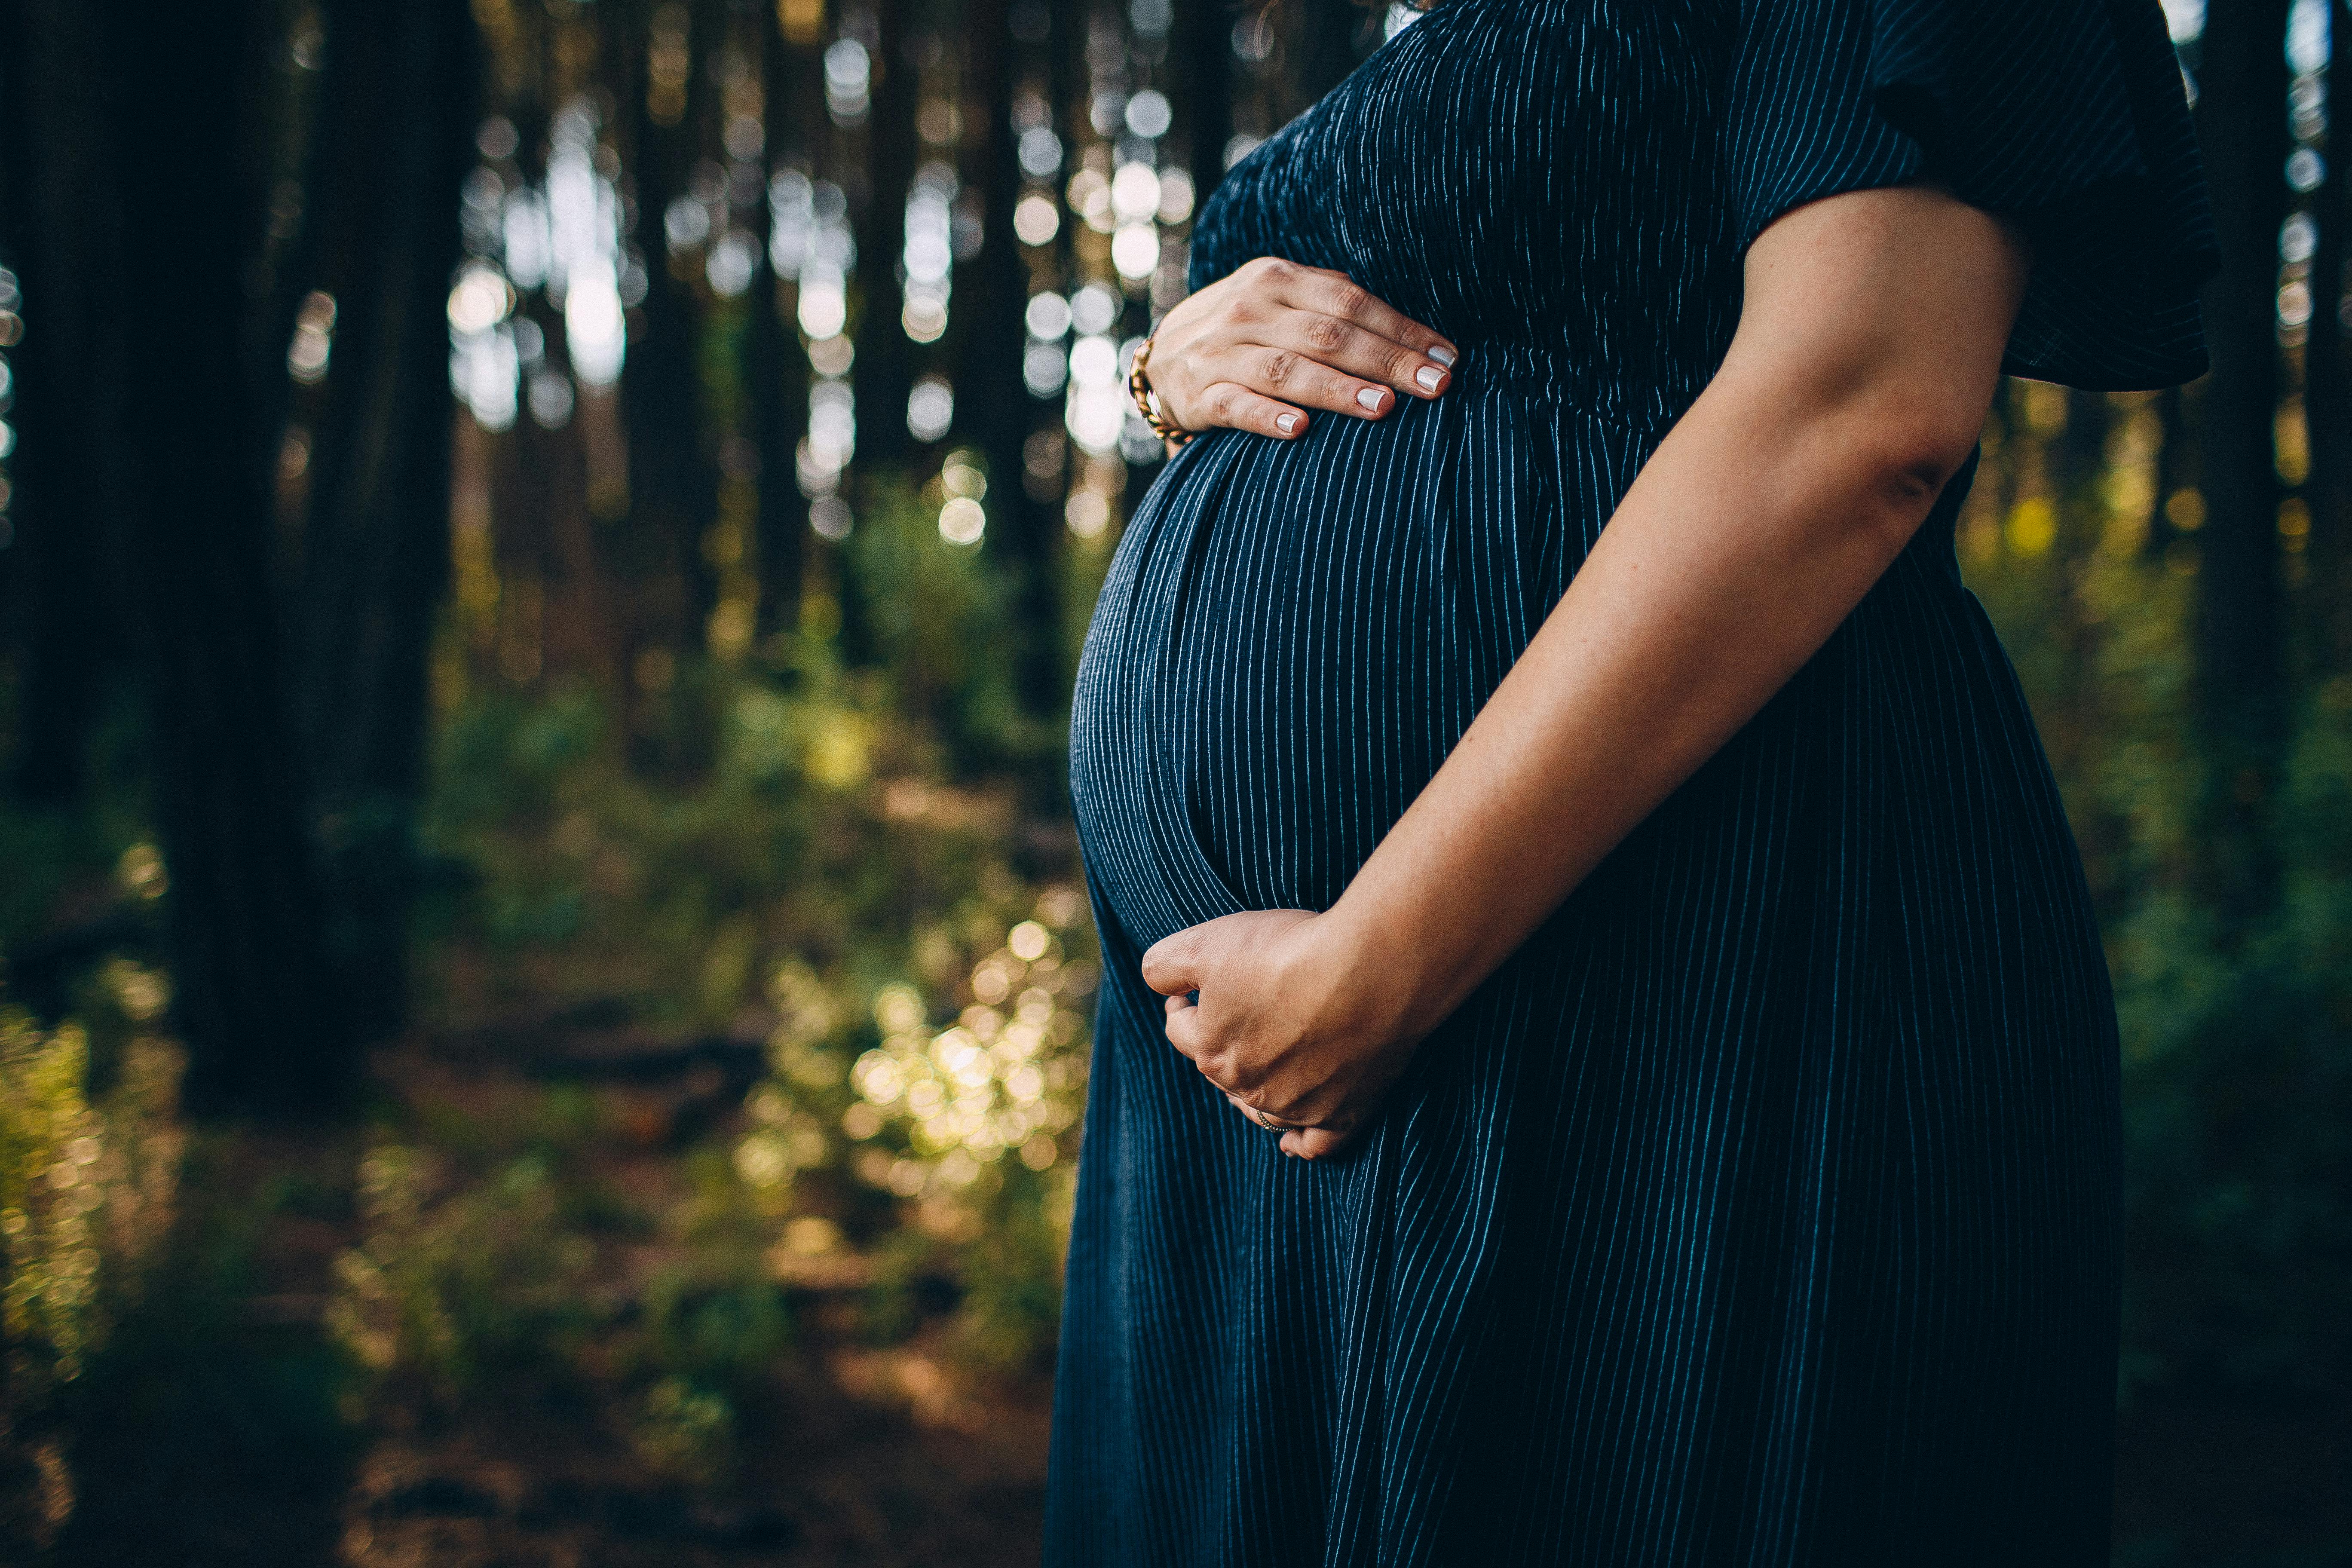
[
  {"xmin": 1139, "ymin": 908, "xmax": 1421, "ymax": 1160},
  {"xmin": 1145, "ymin": 257, "xmax": 1458, "ymax": 441}
]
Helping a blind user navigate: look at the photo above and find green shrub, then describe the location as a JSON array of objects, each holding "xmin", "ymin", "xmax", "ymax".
[
  {"xmin": 636, "ymin": 1262, "xmax": 790, "ymax": 1397},
  {"xmin": 628, "ymin": 1373, "xmax": 736, "ymax": 1491},
  {"xmin": 0, "ymin": 966, "xmax": 184, "ymax": 1552},
  {"xmin": 326, "ymin": 1146, "xmax": 595, "ymax": 1411}
]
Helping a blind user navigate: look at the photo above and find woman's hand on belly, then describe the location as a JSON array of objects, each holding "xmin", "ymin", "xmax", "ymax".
[
  {"xmin": 1139, "ymin": 908, "xmax": 1419, "ymax": 1160},
  {"xmin": 1145, "ymin": 257, "xmax": 1459, "ymax": 442}
]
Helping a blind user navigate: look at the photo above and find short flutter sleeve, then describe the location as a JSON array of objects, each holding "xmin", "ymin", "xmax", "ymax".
[{"xmin": 1726, "ymin": 0, "xmax": 2218, "ymax": 390}]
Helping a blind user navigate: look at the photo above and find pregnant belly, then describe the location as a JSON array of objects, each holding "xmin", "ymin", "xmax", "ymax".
[{"xmin": 1069, "ymin": 367, "xmax": 1651, "ymax": 949}]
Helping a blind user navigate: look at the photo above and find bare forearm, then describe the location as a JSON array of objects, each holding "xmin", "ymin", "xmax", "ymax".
[
  {"xmin": 1311, "ymin": 188, "xmax": 2024, "ymax": 1049},
  {"xmin": 1322, "ymin": 385, "xmax": 1947, "ymax": 1038}
]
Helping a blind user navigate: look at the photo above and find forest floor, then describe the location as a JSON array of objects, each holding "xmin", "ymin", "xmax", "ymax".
[
  {"xmin": 35, "ymin": 1002, "xmax": 2349, "ymax": 1568},
  {"xmin": 49, "ymin": 1007, "xmax": 1054, "ymax": 1568}
]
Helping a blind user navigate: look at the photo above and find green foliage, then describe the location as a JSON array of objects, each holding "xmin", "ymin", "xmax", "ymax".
[
  {"xmin": 628, "ymin": 1373, "xmax": 737, "ymax": 1491},
  {"xmin": 838, "ymin": 474, "xmax": 1066, "ymax": 774},
  {"xmin": 0, "ymin": 965, "xmax": 185, "ymax": 1553},
  {"xmin": 1966, "ymin": 396, "xmax": 2352, "ymax": 1400},
  {"xmin": 45, "ymin": 1138, "xmax": 359, "ymax": 1568},
  {"xmin": 0, "ymin": 698, "xmax": 162, "ymax": 957},
  {"xmin": 417, "ymin": 564, "xmax": 1098, "ymax": 1395},
  {"xmin": 949, "ymin": 1166, "xmax": 1076, "ymax": 1375},
  {"xmin": 326, "ymin": 1145, "xmax": 596, "ymax": 1410},
  {"xmin": 635, "ymin": 1259, "xmax": 790, "ymax": 1397},
  {"xmin": 2106, "ymin": 683, "xmax": 2352, "ymax": 1393},
  {"xmin": 423, "ymin": 640, "xmax": 1034, "ymax": 1032}
]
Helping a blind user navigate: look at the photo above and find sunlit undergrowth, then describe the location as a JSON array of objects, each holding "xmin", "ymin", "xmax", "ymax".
[
  {"xmin": 344, "ymin": 617, "xmax": 1094, "ymax": 1478},
  {"xmin": 0, "ymin": 962, "xmax": 184, "ymax": 1553}
]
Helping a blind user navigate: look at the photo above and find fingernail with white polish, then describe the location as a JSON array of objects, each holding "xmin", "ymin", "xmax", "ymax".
[
  {"xmin": 1356, "ymin": 387, "xmax": 1384, "ymax": 413},
  {"xmin": 1415, "ymin": 364, "xmax": 1443, "ymax": 393},
  {"xmin": 1276, "ymin": 411, "xmax": 1300, "ymax": 434},
  {"xmin": 1427, "ymin": 344, "xmax": 1458, "ymax": 367}
]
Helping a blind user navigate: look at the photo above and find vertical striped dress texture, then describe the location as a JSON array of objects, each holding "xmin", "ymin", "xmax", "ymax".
[{"xmin": 1049, "ymin": 0, "xmax": 2216, "ymax": 1562}]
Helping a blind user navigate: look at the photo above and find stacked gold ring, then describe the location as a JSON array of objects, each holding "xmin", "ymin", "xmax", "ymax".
[{"xmin": 1128, "ymin": 334, "xmax": 1193, "ymax": 448}]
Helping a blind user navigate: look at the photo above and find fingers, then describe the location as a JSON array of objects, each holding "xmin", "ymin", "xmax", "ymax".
[
  {"xmin": 1243, "ymin": 347, "xmax": 1402, "ymax": 421},
  {"xmin": 1280, "ymin": 1126, "xmax": 1353, "ymax": 1160},
  {"xmin": 1224, "ymin": 1090, "xmax": 1304, "ymax": 1132},
  {"xmin": 1138, "ymin": 929, "xmax": 1201, "ymax": 995},
  {"xmin": 1192, "ymin": 382, "xmax": 1310, "ymax": 440},
  {"xmin": 1274, "ymin": 312, "xmax": 1453, "ymax": 402},
  {"xmin": 1281, "ymin": 263, "xmax": 1458, "ymax": 365},
  {"xmin": 1162, "ymin": 992, "xmax": 1210, "ymax": 1063},
  {"xmin": 1227, "ymin": 1090, "xmax": 1324, "ymax": 1154},
  {"xmin": 1193, "ymin": 257, "xmax": 1457, "ymax": 427}
]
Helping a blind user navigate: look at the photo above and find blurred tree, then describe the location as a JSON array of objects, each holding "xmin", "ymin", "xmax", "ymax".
[
  {"xmin": 0, "ymin": 2, "xmax": 115, "ymax": 808},
  {"xmin": 288, "ymin": 0, "xmax": 481, "ymax": 1037},
  {"xmin": 2196, "ymin": 0, "xmax": 2292, "ymax": 921},
  {"xmin": 855, "ymin": 0, "xmax": 918, "ymax": 472},
  {"xmin": 750, "ymin": 1, "xmax": 810, "ymax": 639},
  {"xmin": 1183, "ymin": 0, "xmax": 1234, "ymax": 209},
  {"xmin": 622, "ymin": 0, "xmax": 723, "ymax": 658},
  {"xmin": 2308, "ymin": 0, "xmax": 2352, "ymax": 671},
  {"xmin": 1292, "ymin": 0, "xmax": 1376, "ymax": 106},
  {"xmin": 2148, "ymin": 380, "xmax": 2196, "ymax": 560},
  {"xmin": 968, "ymin": 0, "xmax": 1064, "ymax": 756},
  {"xmin": 9, "ymin": 0, "xmax": 349, "ymax": 1111}
]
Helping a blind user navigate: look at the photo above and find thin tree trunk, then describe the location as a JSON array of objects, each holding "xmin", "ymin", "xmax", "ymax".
[
  {"xmin": 2196, "ymin": 0, "xmax": 2291, "ymax": 921},
  {"xmin": 625, "ymin": 0, "xmax": 721, "ymax": 656},
  {"xmin": 2061, "ymin": 389, "xmax": 2111, "ymax": 503},
  {"xmin": 968, "ymin": 0, "xmax": 1063, "ymax": 756},
  {"xmin": 751, "ymin": 5, "xmax": 808, "ymax": 639},
  {"xmin": 855, "ymin": 0, "xmax": 918, "ymax": 472},
  {"xmin": 2307, "ymin": 0, "xmax": 2352, "ymax": 672}
]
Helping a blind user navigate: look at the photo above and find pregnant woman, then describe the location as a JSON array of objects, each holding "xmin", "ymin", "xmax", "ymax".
[{"xmin": 1049, "ymin": 0, "xmax": 2214, "ymax": 1561}]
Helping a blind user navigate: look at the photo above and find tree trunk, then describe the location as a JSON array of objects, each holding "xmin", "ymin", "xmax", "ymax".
[
  {"xmin": 2307, "ymin": 1, "xmax": 2352, "ymax": 673},
  {"xmin": 1183, "ymin": 0, "xmax": 1234, "ymax": 208},
  {"xmin": 289, "ymin": 0, "xmax": 479, "ymax": 1041},
  {"xmin": 854, "ymin": 0, "xmax": 918, "ymax": 472},
  {"xmin": 624, "ymin": 0, "xmax": 721, "ymax": 656},
  {"xmin": 1292, "ymin": 0, "xmax": 1372, "ymax": 110},
  {"xmin": 751, "ymin": 6, "xmax": 808, "ymax": 639},
  {"xmin": 16, "ymin": 0, "xmax": 350, "ymax": 1112},
  {"xmin": 968, "ymin": 0, "xmax": 1064, "ymax": 753},
  {"xmin": 2195, "ymin": 0, "xmax": 2291, "ymax": 921},
  {"xmin": 0, "ymin": 1, "xmax": 116, "ymax": 808}
]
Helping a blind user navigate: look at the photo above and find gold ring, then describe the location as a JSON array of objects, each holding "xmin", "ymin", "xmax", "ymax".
[
  {"xmin": 1128, "ymin": 334, "xmax": 1193, "ymax": 447},
  {"xmin": 1254, "ymin": 1106, "xmax": 1292, "ymax": 1134}
]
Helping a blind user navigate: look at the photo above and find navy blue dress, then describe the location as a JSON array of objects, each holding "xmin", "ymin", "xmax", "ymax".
[{"xmin": 1050, "ymin": 0, "xmax": 2215, "ymax": 1562}]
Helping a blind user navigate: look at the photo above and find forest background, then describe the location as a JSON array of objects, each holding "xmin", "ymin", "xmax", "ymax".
[{"xmin": 0, "ymin": 0, "xmax": 2345, "ymax": 1562}]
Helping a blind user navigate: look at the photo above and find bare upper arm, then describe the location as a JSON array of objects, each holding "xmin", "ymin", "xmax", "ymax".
[{"xmin": 1725, "ymin": 185, "xmax": 2031, "ymax": 497}]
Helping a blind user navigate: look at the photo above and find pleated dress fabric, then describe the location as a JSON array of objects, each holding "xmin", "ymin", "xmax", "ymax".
[{"xmin": 1049, "ymin": 0, "xmax": 2216, "ymax": 1562}]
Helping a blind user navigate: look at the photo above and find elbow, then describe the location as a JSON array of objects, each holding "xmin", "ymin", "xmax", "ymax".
[
  {"xmin": 1727, "ymin": 337, "xmax": 2000, "ymax": 552},
  {"xmin": 1843, "ymin": 399, "xmax": 1983, "ymax": 539}
]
